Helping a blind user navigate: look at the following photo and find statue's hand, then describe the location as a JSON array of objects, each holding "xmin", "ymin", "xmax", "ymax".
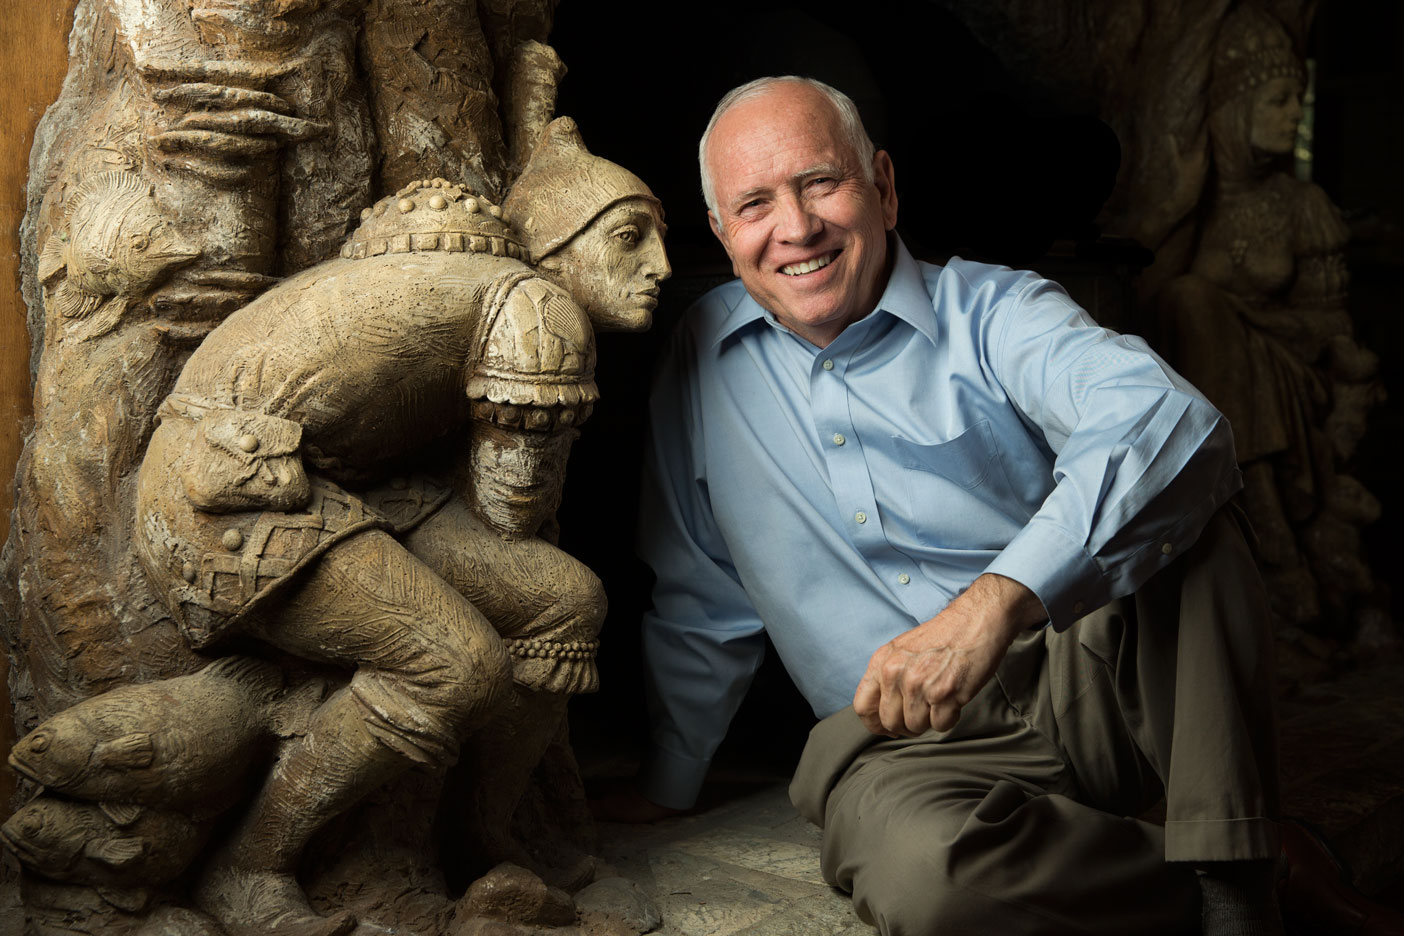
[
  {"xmin": 147, "ymin": 83, "xmax": 329, "ymax": 182},
  {"xmin": 1164, "ymin": 129, "xmax": 1209, "ymax": 216}
]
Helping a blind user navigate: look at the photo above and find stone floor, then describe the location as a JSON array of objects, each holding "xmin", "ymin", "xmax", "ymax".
[
  {"xmin": 593, "ymin": 783, "xmax": 865, "ymax": 936},
  {"xmin": 2, "ymin": 663, "xmax": 1401, "ymax": 935}
]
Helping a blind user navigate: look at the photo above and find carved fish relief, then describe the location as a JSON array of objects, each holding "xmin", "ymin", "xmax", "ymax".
[
  {"xmin": 6, "ymin": 655, "xmax": 307, "ymax": 819},
  {"xmin": 1, "ymin": 797, "xmax": 209, "ymax": 902},
  {"xmin": 38, "ymin": 170, "xmax": 201, "ymax": 342}
]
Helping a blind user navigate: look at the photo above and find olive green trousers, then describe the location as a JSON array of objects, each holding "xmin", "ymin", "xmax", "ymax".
[{"xmin": 790, "ymin": 509, "xmax": 1279, "ymax": 935}]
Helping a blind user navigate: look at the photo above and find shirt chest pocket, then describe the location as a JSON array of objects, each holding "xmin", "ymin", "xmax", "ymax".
[{"xmin": 887, "ymin": 419, "xmax": 1028, "ymax": 549}]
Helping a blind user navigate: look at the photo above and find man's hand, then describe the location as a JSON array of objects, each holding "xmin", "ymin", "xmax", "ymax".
[{"xmin": 853, "ymin": 573, "xmax": 1046, "ymax": 737}]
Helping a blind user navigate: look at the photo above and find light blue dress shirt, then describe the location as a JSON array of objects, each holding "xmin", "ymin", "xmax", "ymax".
[{"xmin": 637, "ymin": 238, "xmax": 1241, "ymax": 809}]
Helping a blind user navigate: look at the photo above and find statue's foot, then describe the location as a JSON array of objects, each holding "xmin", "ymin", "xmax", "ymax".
[
  {"xmin": 460, "ymin": 863, "xmax": 576, "ymax": 927},
  {"xmin": 195, "ymin": 864, "xmax": 357, "ymax": 936},
  {"xmin": 542, "ymin": 851, "xmax": 597, "ymax": 893},
  {"xmin": 478, "ymin": 833, "xmax": 541, "ymax": 877}
]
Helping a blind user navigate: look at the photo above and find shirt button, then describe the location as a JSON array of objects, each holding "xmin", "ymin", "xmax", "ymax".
[
  {"xmin": 898, "ymin": 573, "xmax": 911, "ymax": 585},
  {"xmin": 832, "ymin": 433, "xmax": 846, "ymax": 446},
  {"xmin": 1161, "ymin": 542, "xmax": 1174, "ymax": 555},
  {"xmin": 1073, "ymin": 601, "xmax": 1085, "ymax": 615},
  {"xmin": 822, "ymin": 359, "xmax": 834, "ymax": 371},
  {"xmin": 855, "ymin": 511, "xmax": 867, "ymax": 524}
]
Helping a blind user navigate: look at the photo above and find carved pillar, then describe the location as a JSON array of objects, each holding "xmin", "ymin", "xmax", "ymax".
[{"xmin": 2, "ymin": 4, "xmax": 666, "ymax": 935}]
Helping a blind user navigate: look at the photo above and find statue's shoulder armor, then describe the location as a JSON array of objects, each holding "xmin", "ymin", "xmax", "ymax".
[{"xmin": 465, "ymin": 268, "xmax": 599, "ymax": 418}]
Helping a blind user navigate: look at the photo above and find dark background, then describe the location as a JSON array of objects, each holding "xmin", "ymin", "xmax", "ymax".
[{"xmin": 546, "ymin": 3, "xmax": 1404, "ymax": 780}]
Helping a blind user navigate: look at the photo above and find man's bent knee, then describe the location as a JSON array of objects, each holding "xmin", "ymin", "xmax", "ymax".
[{"xmin": 842, "ymin": 835, "xmax": 974, "ymax": 936}]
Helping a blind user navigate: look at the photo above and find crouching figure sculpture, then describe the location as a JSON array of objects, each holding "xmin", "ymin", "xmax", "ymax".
[{"xmin": 9, "ymin": 116, "xmax": 669, "ymax": 936}]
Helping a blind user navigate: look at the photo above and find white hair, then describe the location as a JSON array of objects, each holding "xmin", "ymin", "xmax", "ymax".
[{"xmin": 698, "ymin": 76, "xmax": 877, "ymax": 216}]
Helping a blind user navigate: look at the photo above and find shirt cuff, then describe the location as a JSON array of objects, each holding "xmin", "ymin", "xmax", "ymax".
[
  {"xmin": 983, "ymin": 518, "xmax": 1105, "ymax": 630},
  {"xmin": 639, "ymin": 746, "xmax": 712, "ymax": 811}
]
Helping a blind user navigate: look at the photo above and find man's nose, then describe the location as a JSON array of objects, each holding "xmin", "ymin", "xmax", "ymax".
[{"xmin": 774, "ymin": 193, "xmax": 822, "ymax": 243}]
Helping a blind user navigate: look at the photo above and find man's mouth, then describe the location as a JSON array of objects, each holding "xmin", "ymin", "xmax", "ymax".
[{"xmin": 780, "ymin": 252, "xmax": 837, "ymax": 276}]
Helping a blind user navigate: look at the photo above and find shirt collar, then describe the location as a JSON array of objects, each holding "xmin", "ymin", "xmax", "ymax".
[
  {"xmin": 874, "ymin": 236, "xmax": 938, "ymax": 347},
  {"xmin": 709, "ymin": 235, "xmax": 937, "ymax": 349}
]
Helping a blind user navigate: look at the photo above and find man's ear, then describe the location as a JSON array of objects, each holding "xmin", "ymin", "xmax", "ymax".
[
  {"xmin": 873, "ymin": 150, "xmax": 899, "ymax": 232},
  {"xmin": 707, "ymin": 211, "xmax": 740, "ymax": 276}
]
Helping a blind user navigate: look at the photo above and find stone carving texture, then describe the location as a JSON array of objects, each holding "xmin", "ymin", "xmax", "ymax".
[
  {"xmin": 1, "ymin": 3, "xmax": 669, "ymax": 935},
  {"xmin": 934, "ymin": 0, "xmax": 1386, "ymax": 652}
]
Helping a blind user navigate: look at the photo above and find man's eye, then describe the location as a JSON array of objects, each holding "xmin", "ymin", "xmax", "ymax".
[{"xmin": 613, "ymin": 226, "xmax": 640, "ymax": 246}]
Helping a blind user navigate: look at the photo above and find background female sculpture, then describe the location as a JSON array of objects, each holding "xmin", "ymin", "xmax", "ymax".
[{"xmin": 1152, "ymin": 3, "xmax": 1384, "ymax": 636}]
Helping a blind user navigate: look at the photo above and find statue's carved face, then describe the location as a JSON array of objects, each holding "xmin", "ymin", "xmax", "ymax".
[
  {"xmin": 1249, "ymin": 76, "xmax": 1304, "ymax": 157},
  {"xmin": 543, "ymin": 197, "xmax": 670, "ymax": 332}
]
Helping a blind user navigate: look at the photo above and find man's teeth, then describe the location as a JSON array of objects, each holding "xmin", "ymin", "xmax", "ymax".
[{"xmin": 781, "ymin": 254, "xmax": 834, "ymax": 276}]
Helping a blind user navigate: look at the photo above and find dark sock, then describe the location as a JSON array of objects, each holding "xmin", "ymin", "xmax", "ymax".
[{"xmin": 1199, "ymin": 859, "xmax": 1284, "ymax": 936}]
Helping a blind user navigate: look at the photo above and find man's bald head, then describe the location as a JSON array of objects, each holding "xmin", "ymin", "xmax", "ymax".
[{"xmin": 698, "ymin": 76, "xmax": 876, "ymax": 216}]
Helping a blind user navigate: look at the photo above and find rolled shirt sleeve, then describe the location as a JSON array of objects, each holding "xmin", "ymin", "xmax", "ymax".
[{"xmin": 979, "ymin": 276, "xmax": 1241, "ymax": 628}]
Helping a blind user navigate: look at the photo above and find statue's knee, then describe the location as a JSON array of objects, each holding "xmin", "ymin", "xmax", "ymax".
[
  {"xmin": 498, "ymin": 565, "xmax": 603, "ymax": 695},
  {"xmin": 429, "ymin": 624, "xmax": 512, "ymax": 720},
  {"xmin": 515, "ymin": 560, "xmax": 606, "ymax": 644},
  {"xmin": 562, "ymin": 566, "xmax": 607, "ymax": 637}
]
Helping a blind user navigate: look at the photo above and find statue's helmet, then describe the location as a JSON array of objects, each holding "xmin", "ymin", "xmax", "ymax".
[
  {"xmin": 503, "ymin": 117, "xmax": 663, "ymax": 264},
  {"xmin": 340, "ymin": 178, "xmax": 526, "ymax": 262}
]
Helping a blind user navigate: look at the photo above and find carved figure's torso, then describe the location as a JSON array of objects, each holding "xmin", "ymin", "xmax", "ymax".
[{"xmin": 135, "ymin": 247, "xmax": 598, "ymax": 645}]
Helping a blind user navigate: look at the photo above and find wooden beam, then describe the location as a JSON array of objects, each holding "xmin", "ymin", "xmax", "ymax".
[{"xmin": 0, "ymin": 0, "xmax": 78, "ymax": 818}]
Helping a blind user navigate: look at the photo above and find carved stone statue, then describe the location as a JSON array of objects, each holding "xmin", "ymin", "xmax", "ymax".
[
  {"xmin": 2, "ymin": 2, "xmax": 669, "ymax": 934},
  {"xmin": 1150, "ymin": 3, "xmax": 1384, "ymax": 636}
]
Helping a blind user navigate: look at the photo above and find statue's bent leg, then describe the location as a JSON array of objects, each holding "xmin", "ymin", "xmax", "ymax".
[
  {"xmin": 404, "ymin": 501, "xmax": 604, "ymax": 878},
  {"xmin": 197, "ymin": 529, "xmax": 512, "ymax": 936}
]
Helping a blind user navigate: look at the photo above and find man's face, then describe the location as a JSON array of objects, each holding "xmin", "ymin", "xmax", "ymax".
[
  {"xmin": 546, "ymin": 197, "xmax": 671, "ymax": 332},
  {"xmin": 705, "ymin": 83, "xmax": 898, "ymax": 348}
]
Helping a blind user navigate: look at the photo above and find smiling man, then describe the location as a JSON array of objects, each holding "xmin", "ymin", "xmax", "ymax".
[
  {"xmin": 633, "ymin": 76, "xmax": 1287, "ymax": 935},
  {"xmin": 700, "ymin": 82, "xmax": 896, "ymax": 348}
]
